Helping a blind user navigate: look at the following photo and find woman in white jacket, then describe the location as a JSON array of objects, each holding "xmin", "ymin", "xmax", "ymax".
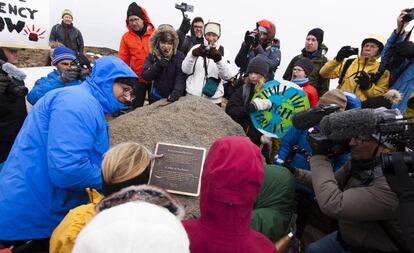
[{"xmin": 181, "ymin": 18, "xmax": 233, "ymax": 105}]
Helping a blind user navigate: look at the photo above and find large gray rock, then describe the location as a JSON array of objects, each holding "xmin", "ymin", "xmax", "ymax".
[{"xmin": 109, "ymin": 96, "xmax": 246, "ymax": 218}]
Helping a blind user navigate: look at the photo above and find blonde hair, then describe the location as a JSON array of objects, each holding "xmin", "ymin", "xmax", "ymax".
[
  {"xmin": 102, "ymin": 142, "xmax": 153, "ymax": 184},
  {"xmin": 245, "ymin": 75, "xmax": 266, "ymax": 92}
]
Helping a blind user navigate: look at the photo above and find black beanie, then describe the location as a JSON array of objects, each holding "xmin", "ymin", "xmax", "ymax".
[
  {"xmin": 127, "ymin": 2, "xmax": 145, "ymax": 20},
  {"xmin": 307, "ymin": 28, "xmax": 324, "ymax": 48},
  {"xmin": 294, "ymin": 58, "xmax": 314, "ymax": 76},
  {"xmin": 246, "ymin": 56, "xmax": 269, "ymax": 77},
  {"xmin": 159, "ymin": 32, "xmax": 174, "ymax": 43},
  {"xmin": 115, "ymin": 77, "xmax": 139, "ymax": 87}
]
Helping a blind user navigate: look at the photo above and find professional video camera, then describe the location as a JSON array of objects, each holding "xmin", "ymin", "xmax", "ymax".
[
  {"xmin": 0, "ymin": 59, "xmax": 28, "ymax": 97},
  {"xmin": 312, "ymin": 108, "xmax": 414, "ymax": 169}
]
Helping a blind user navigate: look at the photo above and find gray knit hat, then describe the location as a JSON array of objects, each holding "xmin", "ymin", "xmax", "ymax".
[
  {"xmin": 294, "ymin": 58, "xmax": 314, "ymax": 76},
  {"xmin": 246, "ymin": 55, "xmax": 269, "ymax": 77}
]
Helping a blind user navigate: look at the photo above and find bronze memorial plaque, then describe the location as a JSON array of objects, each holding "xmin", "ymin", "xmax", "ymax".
[{"xmin": 149, "ymin": 142, "xmax": 206, "ymax": 196}]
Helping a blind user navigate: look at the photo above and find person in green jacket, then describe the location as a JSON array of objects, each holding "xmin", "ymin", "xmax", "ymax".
[
  {"xmin": 283, "ymin": 28, "xmax": 330, "ymax": 97},
  {"xmin": 251, "ymin": 164, "xmax": 295, "ymax": 242}
]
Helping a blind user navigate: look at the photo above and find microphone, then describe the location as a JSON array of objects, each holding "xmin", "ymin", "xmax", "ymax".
[
  {"xmin": 0, "ymin": 60, "xmax": 26, "ymax": 81},
  {"xmin": 292, "ymin": 104, "xmax": 341, "ymax": 130},
  {"xmin": 320, "ymin": 108, "xmax": 404, "ymax": 141}
]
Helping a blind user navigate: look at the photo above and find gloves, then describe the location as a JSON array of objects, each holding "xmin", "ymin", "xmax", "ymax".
[
  {"xmin": 391, "ymin": 41, "xmax": 414, "ymax": 59},
  {"xmin": 61, "ymin": 67, "xmax": 81, "ymax": 83},
  {"xmin": 179, "ymin": 17, "xmax": 191, "ymax": 34},
  {"xmin": 252, "ymin": 34, "xmax": 260, "ymax": 48},
  {"xmin": 0, "ymin": 74, "xmax": 11, "ymax": 94},
  {"xmin": 192, "ymin": 45, "xmax": 207, "ymax": 57},
  {"xmin": 385, "ymin": 152, "xmax": 414, "ymax": 202},
  {"xmin": 244, "ymin": 30, "xmax": 255, "ymax": 46},
  {"xmin": 167, "ymin": 90, "xmax": 181, "ymax": 102},
  {"xmin": 207, "ymin": 47, "xmax": 222, "ymax": 62},
  {"xmin": 251, "ymin": 98, "xmax": 272, "ymax": 111},
  {"xmin": 79, "ymin": 69, "xmax": 89, "ymax": 81},
  {"xmin": 156, "ymin": 57, "xmax": 170, "ymax": 68},
  {"xmin": 335, "ymin": 46, "xmax": 357, "ymax": 62},
  {"xmin": 355, "ymin": 71, "xmax": 372, "ymax": 90}
]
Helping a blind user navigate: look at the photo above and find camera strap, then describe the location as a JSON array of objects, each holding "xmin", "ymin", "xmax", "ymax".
[{"xmin": 337, "ymin": 58, "xmax": 354, "ymax": 86}]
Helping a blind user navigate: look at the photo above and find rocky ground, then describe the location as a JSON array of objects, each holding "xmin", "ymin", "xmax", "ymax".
[{"xmin": 15, "ymin": 46, "xmax": 118, "ymax": 68}]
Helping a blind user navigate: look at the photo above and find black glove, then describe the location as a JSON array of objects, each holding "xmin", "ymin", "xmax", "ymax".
[
  {"xmin": 61, "ymin": 67, "xmax": 81, "ymax": 83},
  {"xmin": 385, "ymin": 152, "xmax": 414, "ymax": 202},
  {"xmin": 391, "ymin": 41, "xmax": 414, "ymax": 59},
  {"xmin": 207, "ymin": 47, "xmax": 222, "ymax": 62},
  {"xmin": 252, "ymin": 34, "xmax": 260, "ymax": 48},
  {"xmin": 167, "ymin": 90, "xmax": 182, "ymax": 102},
  {"xmin": 0, "ymin": 74, "xmax": 11, "ymax": 94},
  {"xmin": 335, "ymin": 46, "xmax": 357, "ymax": 62},
  {"xmin": 79, "ymin": 69, "xmax": 89, "ymax": 81},
  {"xmin": 192, "ymin": 45, "xmax": 207, "ymax": 57},
  {"xmin": 156, "ymin": 57, "xmax": 170, "ymax": 68},
  {"xmin": 244, "ymin": 30, "xmax": 255, "ymax": 46},
  {"xmin": 179, "ymin": 17, "xmax": 191, "ymax": 34},
  {"xmin": 355, "ymin": 71, "xmax": 372, "ymax": 90}
]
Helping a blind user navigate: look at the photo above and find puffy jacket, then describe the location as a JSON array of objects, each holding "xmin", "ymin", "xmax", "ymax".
[
  {"xmin": 118, "ymin": 5, "xmax": 154, "ymax": 84},
  {"xmin": 49, "ymin": 188, "xmax": 103, "ymax": 253},
  {"xmin": 310, "ymin": 156, "xmax": 407, "ymax": 251},
  {"xmin": 320, "ymin": 56, "xmax": 390, "ymax": 101},
  {"xmin": 252, "ymin": 165, "xmax": 295, "ymax": 242},
  {"xmin": 0, "ymin": 56, "xmax": 137, "ymax": 240},
  {"xmin": 283, "ymin": 45, "xmax": 330, "ymax": 97},
  {"xmin": 382, "ymin": 31, "xmax": 414, "ymax": 112},
  {"xmin": 27, "ymin": 69, "xmax": 81, "ymax": 105},
  {"xmin": 141, "ymin": 25, "xmax": 186, "ymax": 99},
  {"xmin": 182, "ymin": 136, "xmax": 276, "ymax": 253},
  {"xmin": 49, "ymin": 23, "xmax": 84, "ymax": 54},
  {"xmin": 182, "ymin": 43, "xmax": 232, "ymax": 104}
]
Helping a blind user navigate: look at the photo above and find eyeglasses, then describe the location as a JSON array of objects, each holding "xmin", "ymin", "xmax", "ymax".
[
  {"xmin": 122, "ymin": 86, "xmax": 136, "ymax": 101},
  {"xmin": 193, "ymin": 25, "xmax": 203, "ymax": 29},
  {"xmin": 352, "ymin": 136, "xmax": 374, "ymax": 145}
]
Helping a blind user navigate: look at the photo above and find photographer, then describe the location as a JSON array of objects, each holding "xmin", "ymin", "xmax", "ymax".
[
  {"xmin": 320, "ymin": 34, "xmax": 390, "ymax": 102},
  {"xmin": 235, "ymin": 20, "xmax": 281, "ymax": 81},
  {"xmin": 307, "ymin": 109, "xmax": 409, "ymax": 253},
  {"xmin": 380, "ymin": 9, "xmax": 414, "ymax": 114},
  {"xmin": 142, "ymin": 25, "xmax": 186, "ymax": 103},
  {"xmin": 0, "ymin": 47, "xmax": 27, "ymax": 170},
  {"xmin": 181, "ymin": 18, "xmax": 232, "ymax": 105},
  {"xmin": 27, "ymin": 46, "xmax": 82, "ymax": 105}
]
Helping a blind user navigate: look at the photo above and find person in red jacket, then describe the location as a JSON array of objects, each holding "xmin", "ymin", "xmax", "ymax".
[
  {"xmin": 290, "ymin": 58, "xmax": 319, "ymax": 107},
  {"xmin": 118, "ymin": 3, "xmax": 154, "ymax": 108},
  {"xmin": 182, "ymin": 136, "xmax": 276, "ymax": 253}
]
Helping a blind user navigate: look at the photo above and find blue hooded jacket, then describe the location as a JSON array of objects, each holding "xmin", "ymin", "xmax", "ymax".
[
  {"xmin": 276, "ymin": 91, "xmax": 361, "ymax": 171},
  {"xmin": 381, "ymin": 31, "xmax": 414, "ymax": 112},
  {"xmin": 27, "ymin": 69, "xmax": 82, "ymax": 105},
  {"xmin": 0, "ymin": 56, "xmax": 137, "ymax": 240}
]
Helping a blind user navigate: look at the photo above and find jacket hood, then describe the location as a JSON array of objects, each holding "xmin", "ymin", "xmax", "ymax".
[
  {"xmin": 125, "ymin": 4, "xmax": 153, "ymax": 32},
  {"xmin": 199, "ymin": 136, "xmax": 264, "ymax": 234},
  {"xmin": 256, "ymin": 19, "xmax": 276, "ymax": 41},
  {"xmin": 150, "ymin": 25, "xmax": 179, "ymax": 58},
  {"xmin": 84, "ymin": 56, "xmax": 137, "ymax": 114}
]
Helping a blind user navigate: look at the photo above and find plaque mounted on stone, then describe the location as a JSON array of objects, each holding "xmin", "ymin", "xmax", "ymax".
[{"xmin": 149, "ymin": 142, "xmax": 206, "ymax": 197}]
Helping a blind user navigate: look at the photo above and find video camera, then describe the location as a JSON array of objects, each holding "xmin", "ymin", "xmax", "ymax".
[
  {"xmin": 175, "ymin": 2, "xmax": 194, "ymax": 13},
  {"xmin": 0, "ymin": 59, "xmax": 28, "ymax": 97},
  {"xmin": 68, "ymin": 54, "xmax": 92, "ymax": 81}
]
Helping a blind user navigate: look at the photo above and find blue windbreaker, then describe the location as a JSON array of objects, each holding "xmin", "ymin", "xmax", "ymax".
[
  {"xmin": 381, "ymin": 31, "xmax": 414, "ymax": 112},
  {"xmin": 0, "ymin": 56, "xmax": 137, "ymax": 240},
  {"xmin": 27, "ymin": 69, "xmax": 81, "ymax": 105}
]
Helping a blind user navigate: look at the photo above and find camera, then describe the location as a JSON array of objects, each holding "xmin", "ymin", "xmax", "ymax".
[
  {"xmin": 6, "ymin": 78, "xmax": 28, "ymax": 97},
  {"xmin": 348, "ymin": 47, "xmax": 359, "ymax": 56},
  {"xmin": 403, "ymin": 8, "xmax": 414, "ymax": 23},
  {"xmin": 0, "ymin": 60, "xmax": 28, "ymax": 97},
  {"xmin": 308, "ymin": 131, "xmax": 350, "ymax": 158},
  {"xmin": 175, "ymin": 2, "xmax": 194, "ymax": 13},
  {"xmin": 381, "ymin": 151, "xmax": 414, "ymax": 174}
]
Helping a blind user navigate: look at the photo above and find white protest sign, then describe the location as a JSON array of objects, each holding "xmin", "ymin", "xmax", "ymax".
[{"xmin": 0, "ymin": 0, "xmax": 50, "ymax": 49}]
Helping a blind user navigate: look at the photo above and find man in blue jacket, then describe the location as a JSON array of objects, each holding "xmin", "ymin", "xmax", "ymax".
[
  {"xmin": 0, "ymin": 56, "xmax": 138, "ymax": 251},
  {"xmin": 27, "ymin": 46, "xmax": 82, "ymax": 105}
]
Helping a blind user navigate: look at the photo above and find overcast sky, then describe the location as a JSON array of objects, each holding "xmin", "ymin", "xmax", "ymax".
[{"xmin": 50, "ymin": 0, "xmax": 412, "ymax": 79}]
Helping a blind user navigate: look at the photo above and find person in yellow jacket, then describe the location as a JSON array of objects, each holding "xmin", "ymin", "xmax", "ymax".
[
  {"xmin": 49, "ymin": 142, "xmax": 159, "ymax": 253},
  {"xmin": 319, "ymin": 34, "xmax": 390, "ymax": 101}
]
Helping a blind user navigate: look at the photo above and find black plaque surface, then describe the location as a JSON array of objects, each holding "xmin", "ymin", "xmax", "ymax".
[{"xmin": 149, "ymin": 142, "xmax": 206, "ymax": 196}]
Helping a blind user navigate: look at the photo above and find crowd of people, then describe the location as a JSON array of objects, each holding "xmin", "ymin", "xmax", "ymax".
[{"xmin": 0, "ymin": 3, "xmax": 414, "ymax": 253}]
